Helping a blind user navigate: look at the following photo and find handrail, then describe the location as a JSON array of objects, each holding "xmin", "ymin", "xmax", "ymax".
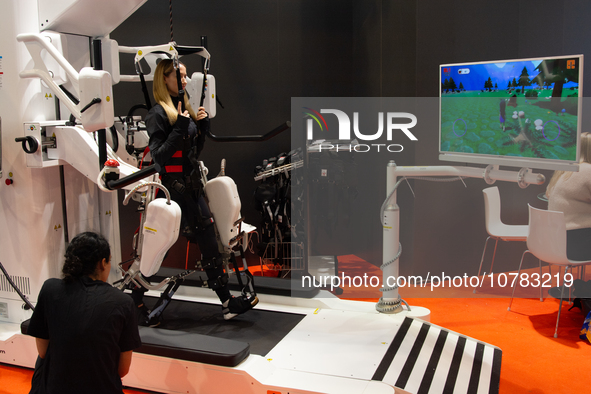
[
  {"xmin": 207, "ymin": 121, "xmax": 291, "ymax": 142},
  {"xmin": 106, "ymin": 164, "xmax": 158, "ymax": 190}
]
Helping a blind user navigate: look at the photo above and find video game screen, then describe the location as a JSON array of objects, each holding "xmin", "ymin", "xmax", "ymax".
[{"xmin": 439, "ymin": 55, "xmax": 583, "ymax": 170}]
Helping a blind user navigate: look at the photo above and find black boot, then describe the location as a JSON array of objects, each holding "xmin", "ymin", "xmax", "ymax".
[{"xmin": 222, "ymin": 294, "xmax": 259, "ymax": 320}]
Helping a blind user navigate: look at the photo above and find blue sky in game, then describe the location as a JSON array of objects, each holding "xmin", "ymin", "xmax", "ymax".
[{"xmin": 441, "ymin": 59, "xmax": 579, "ymax": 91}]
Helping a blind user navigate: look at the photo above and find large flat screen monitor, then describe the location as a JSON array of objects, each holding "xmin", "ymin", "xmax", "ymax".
[{"xmin": 439, "ymin": 55, "xmax": 583, "ymax": 171}]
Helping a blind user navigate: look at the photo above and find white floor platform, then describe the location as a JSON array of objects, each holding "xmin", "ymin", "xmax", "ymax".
[{"xmin": 0, "ymin": 288, "xmax": 501, "ymax": 394}]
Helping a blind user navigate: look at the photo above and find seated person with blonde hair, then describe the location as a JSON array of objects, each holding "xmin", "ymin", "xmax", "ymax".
[{"xmin": 546, "ymin": 132, "xmax": 591, "ymax": 263}]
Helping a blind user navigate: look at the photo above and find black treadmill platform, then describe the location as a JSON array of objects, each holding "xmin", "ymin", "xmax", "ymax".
[
  {"xmin": 137, "ymin": 326, "xmax": 250, "ymax": 367},
  {"xmin": 143, "ymin": 296, "xmax": 305, "ymax": 357},
  {"xmin": 21, "ymin": 296, "xmax": 306, "ymax": 367},
  {"xmin": 20, "ymin": 317, "xmax": 251, "ymax": 368}
]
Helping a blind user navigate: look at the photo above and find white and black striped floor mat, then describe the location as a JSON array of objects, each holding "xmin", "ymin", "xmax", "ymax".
[{"xmin": 372, "ymin": 317, "xmax": 502, "ymax": 394}]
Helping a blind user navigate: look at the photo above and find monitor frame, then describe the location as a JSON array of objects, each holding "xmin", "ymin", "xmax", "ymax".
[{"xmin": 439, "ymin": 54, "xmax": 583, "ymax": 172}]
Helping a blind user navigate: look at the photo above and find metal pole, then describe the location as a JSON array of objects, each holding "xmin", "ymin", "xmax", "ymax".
[
  {"xmin": 92, "ymin": 39, "xmax": 107, "ymax": 170},
  {"xmin": 377, "ymin": 161, "xmax": 403, "ymax": 313}
]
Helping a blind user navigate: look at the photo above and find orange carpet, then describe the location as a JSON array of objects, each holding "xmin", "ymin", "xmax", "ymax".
[
  {"xmin": 419, "ymin": 297, "xmax": 591, "ymax": 394},
  {"xmin": 0, "ymin": 365, "xmax": 34, "ymax": 394},
  {"xmin": 0, "ymin": 363, "xmax": 150, "ymax": 394},
  {"xmin": 335, "ymin": 255, "xmax": 591, "ymax": 394}
]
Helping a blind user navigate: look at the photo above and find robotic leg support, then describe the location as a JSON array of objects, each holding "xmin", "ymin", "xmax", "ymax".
[{"xmin": 231, "ymin": 248, "xmax": 257, "ymax": 299}]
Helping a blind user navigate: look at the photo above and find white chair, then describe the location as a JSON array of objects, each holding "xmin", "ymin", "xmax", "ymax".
[
  {"xmin": 508, "ymin": 205, "xmax": 591, "ymax": 338},
  {"xmin": 475, "ymin": 187, "xmax": 528, "ymax": 289}
]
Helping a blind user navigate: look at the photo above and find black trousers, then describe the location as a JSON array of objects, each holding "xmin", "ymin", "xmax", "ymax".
[{"xmin": 161, "ymin": 177, "xmax": 231, "ymax": 302}]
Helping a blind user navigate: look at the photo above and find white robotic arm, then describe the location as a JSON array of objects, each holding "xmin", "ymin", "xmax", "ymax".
[{"xmin": 17, "ymin": 32, "xmax": 114, "ymax": 133}]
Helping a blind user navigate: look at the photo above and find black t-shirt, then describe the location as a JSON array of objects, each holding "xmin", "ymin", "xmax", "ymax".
[{"xmin": 27, "ymin": 277, "xmax": 141, "ymax": 394}]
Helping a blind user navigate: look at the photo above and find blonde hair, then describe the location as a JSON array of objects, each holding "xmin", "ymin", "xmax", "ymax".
[
  {"xmin": 546, "ymin": 132, "xmax": 591, "ymax": 195},
  {"xmin": 153, "ymin": 59, "xmax": 198, "ymax": 125}
]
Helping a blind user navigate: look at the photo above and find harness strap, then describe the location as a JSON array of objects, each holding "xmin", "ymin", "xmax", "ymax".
[
  {"xmin": 165, "ymin": 165, "xmax": 183, "ymax": 173},
  {"xmin": 139, "ymin": 72, "xmax": 152, "ymax": 110}
]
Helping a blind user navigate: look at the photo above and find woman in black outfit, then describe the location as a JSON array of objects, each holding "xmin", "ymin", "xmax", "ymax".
[{"xmin": 144, "ymin": 58, "xmax": 256, "ymax": 320}]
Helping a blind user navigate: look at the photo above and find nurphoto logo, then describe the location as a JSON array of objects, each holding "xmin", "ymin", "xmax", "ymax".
[{"xmin": 304, "ymin": 107, "xmax": 418, "ymax": 153}]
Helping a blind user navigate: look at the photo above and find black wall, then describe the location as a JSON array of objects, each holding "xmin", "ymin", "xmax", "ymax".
[
  {"xmin": 112, "ymin": 1, "xmax": 591, "ymax": 278},
  {"xmin": 410, "ymin": 0, "xmax": 591, "ymax": 278}
]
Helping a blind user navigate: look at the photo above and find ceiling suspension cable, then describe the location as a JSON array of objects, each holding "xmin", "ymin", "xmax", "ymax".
[{"xmin": 169, "ymin": 0, "xmax": 175, "ymax": 44}]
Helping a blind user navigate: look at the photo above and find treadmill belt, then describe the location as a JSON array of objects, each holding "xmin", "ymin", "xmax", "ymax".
[{"xmin": 144, "ymin": 296, "xmax": 305, "ymax": 356}]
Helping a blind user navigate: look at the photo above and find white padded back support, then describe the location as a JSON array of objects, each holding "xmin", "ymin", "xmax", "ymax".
[
  {"xmin": 205, "ymin": 176, "xmax": 241, "ymax": 249},
  {"xmin": 139, "ymin": 198, "xmax": 182, "ymax": 277}
]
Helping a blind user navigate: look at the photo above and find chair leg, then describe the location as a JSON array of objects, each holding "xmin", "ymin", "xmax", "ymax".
[
  {"xmin": 539, "ymin": 259, "xmax": 543, "ymax": 302},
  {"xmin": 476, "ymin": 237, "xmax": 492, "ymax": 278},
  {"xmin": 475, "ymin": 237, "xmax": 496, "ymax": 294},
  {"xmin": 547, "ymin": 264, "xmax": 553, "ymax": 301},
  {"xmin": 489, "ymin": 238, "xmax": 500, "ymax": 274},
  {"xmin": 555, "ymin": 266, "xmax": 571, "ymax": 338},
  {"xmin": 509, "ymin": 250, "xmax": 530, "ymax": 311}
]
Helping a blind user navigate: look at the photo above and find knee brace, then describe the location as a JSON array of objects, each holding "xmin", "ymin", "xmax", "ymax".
[
  {"xmin": 198, "ymin": 255, "xmax": 224, "ymax": 270},
  {"xmin": 195, "ymin": 214, "xmax": 215, "ymax": 232},
  {"xmin": 207, "ymin": 272, "xmax": 229, "ymax": 290}
]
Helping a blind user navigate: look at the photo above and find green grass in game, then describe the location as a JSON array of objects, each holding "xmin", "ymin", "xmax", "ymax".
[{"xmin": 440, "ymin": 89, "xmax": 578, "ymax": 161}]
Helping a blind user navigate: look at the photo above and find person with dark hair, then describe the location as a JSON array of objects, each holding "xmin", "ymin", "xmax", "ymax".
[
  {"xmin": 27, "ymin": 232, "xmax": 141, "ymax": 394},
  {"xmin": 144, "ymin": 59, "xmax": 257, "ymax": 320}
]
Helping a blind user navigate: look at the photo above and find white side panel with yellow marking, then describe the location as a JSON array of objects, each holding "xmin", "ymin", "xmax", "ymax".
[{"xmin": 139, "ymin": 198, "xmax": 182, "ymax": 277}]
